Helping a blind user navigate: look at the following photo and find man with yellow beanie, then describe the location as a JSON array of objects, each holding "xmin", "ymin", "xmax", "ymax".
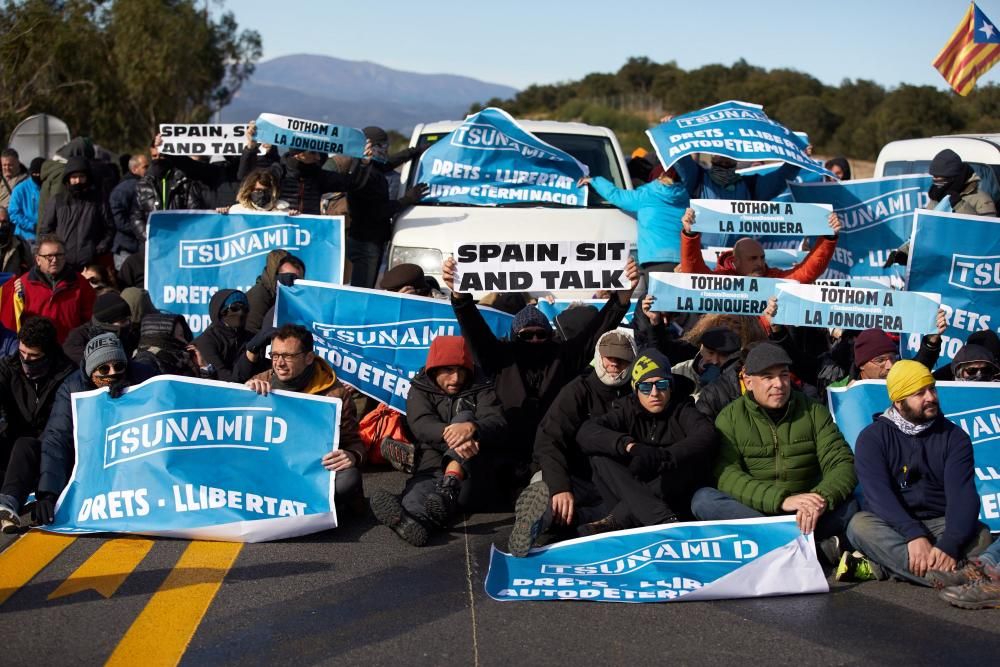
[{"xmin": 840, "ymin": 361, "xmax": 993, "ymax": 584}]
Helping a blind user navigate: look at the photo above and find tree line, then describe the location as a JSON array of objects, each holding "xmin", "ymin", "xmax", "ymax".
[{"xmin": 472, "ymin": 57, "xmax": 1000, "ymax": 160}]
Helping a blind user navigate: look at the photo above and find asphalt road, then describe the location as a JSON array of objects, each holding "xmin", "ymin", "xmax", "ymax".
[{"xmin": 2, "ymin": 468, "xmax": 999, "ymax": 666}]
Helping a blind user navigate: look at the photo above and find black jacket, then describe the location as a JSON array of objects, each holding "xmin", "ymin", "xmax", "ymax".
[
  {"xmin": 245, "ymin": 249, "xmax": 289, "ymax": 333},
  {"xmin": 63, "ymin": 321, "xmax": 139, "ymax": 366},
  {"xmin": 132, "ymin": 312, "xmax": 200, "ymax": 376},
  {"xmin": 109, "ymin": 174, "xmax": 140, "ymax": 254},
  {"xmin": 533, "ymin": 369, "xmax": 632, "ymax": 495},
  {"xmin": 695, "ymin": 362, "xmax": 742, "ymax": 421},
  {"xmin": 192, "ymin": 289, "xmax": 252, "ymax": 381},
  {"xmin": 38, "ymin": 157, "xmax": 114, "ymax": 269},
  {"xmin": 133, "ymin": 156, "xmax": 213, "ymax": 240},
  {"xmin": 452, "ymin": 293, "xmax": 630, "ymax": 462},
  {"xmin": 406, "ymin": 370, "xmax": 507, "ymax": 457},
  {"xmin": 0, "ymin": 235, "xmax": 32, "ymax": 275},
  {"xmin": 347, "ymin": 150, "xmax": 421, "ymax": 244},
  {"xmin": 238, "ymin": 148, "xmax": 370, "ymax": 215},
  {"xmin": 0, "ymin": 351, "xmax": 75, "ymax": 442}
]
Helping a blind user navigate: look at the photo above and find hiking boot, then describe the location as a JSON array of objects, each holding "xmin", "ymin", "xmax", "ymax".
[
  {"xmin": 380, "ymin": 437, "xmax": 417, "ymax": 474},
  {"xmin": 835, "ymin": 550, "xmax": 878, "ymax": 582},
  {"xmin": 508, "ymin": 481, "xmax": 551, "ymax": 558},
  {"xmin": 370, "ymin": 489, "xmax": 429, "ymax": 547},
  {"xmin": 817, "ymin": 535, "xmax": 844, "ymax": 567},
  {"xmin": 939, "ymin": 579, "xmax": 1000, "ymax": 610},
  {"xmin": 0, "ymin": 497, "xmax": 22, "ymax": 535},
  {"xmin": 424, "ymin": 474, "xmax": 462, "ymax": 528},
  {"xmin": 577, "ymin": 515, "xmax": 623, "ymax": 538},
  {"xmin": 927, "ymin": 561, "xmax": 990, "ymax": 589}
]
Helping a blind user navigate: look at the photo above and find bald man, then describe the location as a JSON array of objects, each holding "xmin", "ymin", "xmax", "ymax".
[{"xmin": 679, "ymin": 208, "xmax": 841, "ymax": 283}]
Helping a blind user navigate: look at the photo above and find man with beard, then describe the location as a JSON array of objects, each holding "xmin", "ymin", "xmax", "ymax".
[
  {"xmin": 193, "ymin": 289, "xmax": 253, "ymax": 381},
  {"xmin": 840, "ymin": 361, "xmax": 993, "ymax": 583},
  {"xmin": 38, "ymin": 157, "xmax": 114, "ymax": 270}
]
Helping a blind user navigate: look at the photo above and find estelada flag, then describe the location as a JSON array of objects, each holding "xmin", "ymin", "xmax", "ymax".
[{"xmin": 934, "ymin": 2, "xmax": 1000, "ymax": 95}]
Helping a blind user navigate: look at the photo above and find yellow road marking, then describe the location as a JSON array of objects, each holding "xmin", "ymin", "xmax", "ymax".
[
  {"xmin": 106, "ymin": 541, "xmax": 243, "ymax": 667},
  {"xmin": 48, "ymin": 537, "xmax": 155, "ymax": 601},
  {"xmin": 0, "ymin": 531, "xmax": 77, "ymax": 605}
]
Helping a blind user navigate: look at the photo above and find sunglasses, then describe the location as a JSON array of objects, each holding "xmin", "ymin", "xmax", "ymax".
[
  {"xmin": 223, "ymin": 302, "xmax": 247, "ymax": 314},
  {"xmin": 517, "ymin": 329, "xmax": 551, "ymax": 342},
  {"xmin": 636, "ymin": 379, "xmax": 671, "ymax": 394},
  {"xmin": 96, "ymin": 361, "xmax": 126, "ymax": 375}
]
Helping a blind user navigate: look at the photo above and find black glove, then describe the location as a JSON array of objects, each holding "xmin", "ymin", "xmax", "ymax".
[
  {"xmin": 400, "ymin": 183, "xmax": 429, "ymax": 207},
  {"xmin": 628, "ymin": 443, "xmax": 667, "ymax": 478},
  {"xmin": 33, "ymin": 492, "xmax": 57, "ymax": 525},
  {"xmin": 108, "ymin": 380, "xmax": 129, "ymax": 399},
  {"xmin": 246, "ymin": 326, "xmax": 276, "ymax": 355},
  {"xmin": 882, "ymin": 249, "xmax": 908, "ymax": 268}
]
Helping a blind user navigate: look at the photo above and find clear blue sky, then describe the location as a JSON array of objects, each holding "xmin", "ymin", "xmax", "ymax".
[{"xmin": 221, "ymin": 0, "xmax": 1000, "ymax": 91}]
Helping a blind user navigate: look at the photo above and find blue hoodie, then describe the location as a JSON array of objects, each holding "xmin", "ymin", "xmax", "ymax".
[
  {"xmin": 7, "ymin": 177, "xmax": 39, "ymax": 240},
  {"xmin": 589, "ymin": 176, "xmax": 688, "ymax": 265}
]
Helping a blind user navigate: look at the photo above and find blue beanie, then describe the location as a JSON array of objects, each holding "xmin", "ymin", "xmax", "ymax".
[
  {"xmin": 222, "ymin": 291, "xmax": 248, "ymax": 309},
  {"xmin": 512, "ymin": 305, "xmax": 551, "ymax": 334}
]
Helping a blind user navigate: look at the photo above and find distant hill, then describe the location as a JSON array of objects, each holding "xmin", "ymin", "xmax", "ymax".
[{"xmin": 221, "ymin": 54, "xmax": 517, "ymax": 132}]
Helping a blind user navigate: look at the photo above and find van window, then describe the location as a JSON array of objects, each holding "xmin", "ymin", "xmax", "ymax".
[
  {"xmin": 411, "ymin": 131, "xmax": 626, "ymax": 208},
  {"xmin": 882, "ymin": 160, "xmax": 931, "ymax": 176}
]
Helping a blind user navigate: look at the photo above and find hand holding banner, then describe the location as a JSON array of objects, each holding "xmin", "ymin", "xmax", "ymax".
[
  {"xmin": 254, "ymin": 113, "xmax": 367, "ymax": 157},
  {"xmin": 691, "ymin": 199, "xmax": 833, "ymax": 237},
  {"xmin": 159, "ymin": 124, "xmax": 251, "ymax": 157},
  {"xmin": 773, "ymin": 283, "xmax": 940, "ymax": 334},
  {"xmin": 647, "ymin": 272, "xmax": 791, "ymax": 316}
]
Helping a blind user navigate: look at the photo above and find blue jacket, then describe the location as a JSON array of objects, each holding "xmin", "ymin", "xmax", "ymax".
[
  {"xmin": 590, "ymin": 176, "xmax": 688, "ymax": 265},
  {"xmin": 7, "ymin": 178, "xmax": 39, "ymax": 241},
  {"xmin": 38, "ymin": 361, "xmax": 159, "ymax": 495},
  {"xmin": 854, "ymin": 413, "xmax": 981, "ymax": 559},
  {"xmin": 109, "ymin": 176, "xmax": 140, "ymax": 254}
]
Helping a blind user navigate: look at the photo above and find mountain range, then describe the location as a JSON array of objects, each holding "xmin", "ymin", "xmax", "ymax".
[{"xmin": 220, "ymin": 54, "xmax": 518, "ymax": 133}]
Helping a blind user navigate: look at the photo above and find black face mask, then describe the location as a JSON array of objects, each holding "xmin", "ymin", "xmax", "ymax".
[
  {"xmin": 222, "ymin": 310, "xmax": 247, "ymax": 330},
  {"xmin": 250, "ymin": 190, "xmax": 273, "ymax": 208},
  {"xmin": 31, "ymin": 174, "xmax": 41, "ymax": 186},
  {"xmin": 68, "ymin": 182, "xmax": 88, "ymax": 197},
  {"xmin": 21, "ymin": 355, "xmax": 51, "ymax": 380},
  {"xmin": 276, "ymin": 272, "xmax": 298, "ymax": 287}
]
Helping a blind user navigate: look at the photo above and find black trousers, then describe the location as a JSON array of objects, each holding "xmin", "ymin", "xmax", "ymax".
[
  {"xmin": 1, "ymin": 437, "xmax": 41, "ymax": 507},
  {"xmin": 590, "ymin": 455, "xmax": 697, "ymax": 527}
]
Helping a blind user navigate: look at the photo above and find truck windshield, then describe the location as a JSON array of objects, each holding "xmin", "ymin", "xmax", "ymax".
[{"xmin": 409, "ymin": 131, "xmax": 627, "ymax": 208}]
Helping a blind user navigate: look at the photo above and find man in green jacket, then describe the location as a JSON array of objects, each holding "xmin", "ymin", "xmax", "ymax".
[{"xmin": 691, "ymin": 342, "xmax": 859, "ymax": 563}]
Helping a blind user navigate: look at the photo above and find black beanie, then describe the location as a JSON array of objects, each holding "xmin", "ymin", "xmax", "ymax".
[{"xmin": 93, "ymin": 292, "xmax": 132, "ymax": 324}]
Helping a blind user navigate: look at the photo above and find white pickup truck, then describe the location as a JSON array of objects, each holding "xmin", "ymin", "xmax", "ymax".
[{"xmin": 387, "ymin": 119, "xmax": 638, "ymax": 295}]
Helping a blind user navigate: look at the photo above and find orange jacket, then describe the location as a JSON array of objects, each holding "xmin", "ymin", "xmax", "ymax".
[{"xmin": 679, "ymin": 232, "xmax": 837, "ymax": 284}]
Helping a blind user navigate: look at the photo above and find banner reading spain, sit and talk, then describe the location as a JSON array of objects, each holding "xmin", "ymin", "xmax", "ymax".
[
  {"xmin": 485, "ymin": 517, "xmax": 828, "ymax": 603},
  {"xmin": 414, "ymin": 107, "xmax": 589, "ymax": 206},
  {"xmin": 828, "ymin": 380, "xmax": 1000, "ymax": 532},
  {"xmin": 45, "ymin": 376, "xmax": 342, "ymax": 543},
  {"xmin": 145, "ymin": 211, "xmax": 345, "ymax": 335},
  {"xmin": 274, "ymin": 281, "xmax": 514, "ymax": 412}
]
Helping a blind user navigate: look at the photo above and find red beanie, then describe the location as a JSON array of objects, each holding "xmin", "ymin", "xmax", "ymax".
[
  {"xmin": 853, "ymin": 328, "xmax": 898, "ymax": 368},
  {"xmin": 425, "ymin": 336, "xmax": 473, "ymax": 372}
]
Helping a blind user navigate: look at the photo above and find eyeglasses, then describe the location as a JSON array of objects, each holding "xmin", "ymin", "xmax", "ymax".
[
  {"xmin": 222, "ymin": 302, "xmax": 247, "ymax": 314},
  {"xmin": 867, "ymin": 354, "xmax": 898, "ymax": 367},
  {"xmin": 957, "ymin": 364, "xmax": 998, "ymax": 381},
  {"xmin": 95, "ymin": 361, "xmax": 126, "ymax": 375},
  {"xmin": 637, "ymin": 379, "xmax": 672, "ymax": 394},
  {"xmin": 269, "ymin": 351, "xmax": 306, "ymax": 362},
  {"xmin": 37, "ymin": 252, "xmax": 65, "ymax": 261},
  {"xmin": 517, "ymin": 329, "xmax": 551, "ymax": 342}
]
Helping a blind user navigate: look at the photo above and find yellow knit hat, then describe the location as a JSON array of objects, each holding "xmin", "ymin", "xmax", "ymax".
[{"xmin": 886, "ymin": 360, "xmax": 935, "ymax": 403}]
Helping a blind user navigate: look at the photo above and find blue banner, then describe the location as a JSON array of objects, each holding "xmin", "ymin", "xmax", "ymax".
[
  {"xmin": 274, "ymin": 281, "xmax": 514, "ymax": 412},
  {"xmin": 773, "ymin": 283, "xmax": 940, "ymax": 334},
  {"xmin": 828, "ymin": 380, "xmax": 1000, "ymax": 531},
  {"xmin": 47, "ymin": 376, "xmax": 341, "ymax": 542},
  {"xmin": 648, "ymin": 273, "xmax": 790, "ymax": 316},
  {"xmin": 254, "ymin": 113, "xmax": 367, "ymax": 157},
  {"xmin": 905, "ymin": 210, "xmax": 1000, "ymax": 366},
  {"xmin": 535, "ymin": 299, "xmax": 638, "ymax": 327},
  {"xmin": 647, "ymin": 101, "xmax": 832, "ymax": 178},
  {"xmin": 691, "ymin": 199, "xmax": 833, "ymax": 237},
  {"xmin": 414, "ymin": 107, "xmax": 588, "ymax": 206},
  {"xmin": 485, "ymin": 517, "xmax": 827, "ymax": 602},
  {"xmin": 789, "ymin": 175, "xmax": 932, "ymax": 280},
  {"xmin": 145, "ymin": 211, "xmax": 344, "ymax": 335}
]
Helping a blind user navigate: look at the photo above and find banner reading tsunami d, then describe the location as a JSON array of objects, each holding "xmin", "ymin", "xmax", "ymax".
[
  {"xmin": 691, "ymin": 199, "xmax": 833, "ymax": 237},
  {"xmin": 905, "ymin": 209, "xmax": 1000, "ymax": 367},
  {"xmin": 485, "ymin": 516, "xmax": 827, "ymax": 603},
  {"xmin": 647, "ymin": 273, "xmax": 791, "ymax": 316},
  {"xmin": 789, "ymin": 175, "xmax": 932, "ymax": 281},
  {"xmin": 828, "ymin": 380, "xmax": 1000, "ymax": 532},
  {"xmin": 647, "ymin": 101, "xmax": 833, "ymax": 178},
  {"xmin": 415, "ymin": 107, "xmax": 588, "ymax": 206},
  {"xmin": 254, "ymin": 113, "xmax": 367, "ymax": 157},
  {"xmin": 274, "ymin": 281, "xmax": 514, "ymax": 412},
  {"xmin": 47, "ymin": 376, "xmax": 341, "ymax": 542},
  {"xmin": 145, "ymin": 211, "xmax": 344, "ymax": 335},
  {"xmin": 773, "ymin": 283, "xmax": 940, "ymax": 334}
]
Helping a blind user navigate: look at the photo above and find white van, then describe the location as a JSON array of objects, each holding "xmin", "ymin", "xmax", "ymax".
[
  {"xmin": 388, "ymin": 120, "xmax": 637, "ymax": 295},
  {"xmin": 874, "ymin": 134, "xmax": 1000, "ymax": 202}
]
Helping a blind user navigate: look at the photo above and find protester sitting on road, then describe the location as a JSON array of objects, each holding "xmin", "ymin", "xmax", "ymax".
[
  {"xmin": 245, "ymin": 324, "xmax": 365, "ymax": 513},
  {"xmin": 948, "ymin": 344, "xmax": 1000, "ymax": 382},
  {"xmin": 0, "ymin": 235, "xmax": 96, "ymax": 343},
  {"xmin": 62, "ymin": 292, "xmax": 137, "ymax": 365},
  {"xmin": 30, "ymin": 333, "xmax": 159, "ymax": 527},
  {"xmin": 671, "ymin": 326, "xmax": 741, "ymax": 401},
  {"xmin": 933, "ymin": 330, "xmax": 1000, "ymax": 381},
  {"xmin": 638, "ymin": 294, "xmax": 697, "ymax": 364},
  {"xmin": 442, "ymin": 255, "xmax": 640, "ymax": 484},
  {"xmin": 192, "ymin": 289, "xmax": 252, "ymax": 381},
  {"xmin": 0, "ymin": 206, "xmax": 31, "ymax": 276},
  {"xmin": 841, "ymin": 361, "xmax": 993, "ymax": 583},
  {"xmin": 132, "ymin": 312, "xmax": 204, "ymax": 377},
  {"xmin": 679, "ymin": 207, "xmax": 841, "ymax": 282},
  {"xmin": 246, "ymin": 249, "xmax": 305, "ymax": 334},
  {"xmin": 372, "ymin": 336, "xmax": 507, "ymax": 546},
  {"xmin": 7, "ymin": 157, "xmax": 43, "ymax": 241},
  {"xmin": 0, "ymin": 317, "xmax": 76, "ymax": 532},
  {"xmin": 575, "ymin": 348, "xmax": 717, "ymax": 536},
  {"xmin": 691, "ymin": 342, "xmax": 859, "ymax": 564},
  {"xmin": 508, "ymin": 330, "xmax": 638, "ymax": 556},
  {"xmin": 220, "ymin": 168, "xmax": 294, "ymax": 214},
  {"xmin": 827, "ymin": 322, "xmax": 946, "ymax": 389},
  {"xmin": 38, "ymin": 156, "xmax": 115, "ymax": 271},
  {"xmin": 933, "ymin": 535, "xmax": 1000, "ymax": 609}
]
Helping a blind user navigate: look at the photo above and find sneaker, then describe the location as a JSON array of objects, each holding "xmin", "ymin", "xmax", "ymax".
[
  {"xmin": 835, "ymin": 550, "xmax": 877, "ymax": 582},
  {"xmin": 0, "ymin": 499, "xmax": 22, "ymax": 535},
  {"xmin": 817, "ymin": 535, "xmax": 844, "ymax": 567},
  {"xmin": 369, "ymin": 490, "xmax": 429, "ymax": 547},
  {"xmin": 577, "ymin": 515, "xmax": 623, "ymax": 538},
  {"xmin": 927, "ymin": 561, "xmax": 989, "ymax": 589},
  {"xmin": 380, "ymin": 437, "xmax": 417, "ymax": 474},
  {"xmin": 424, "ymin": 474, "xmax": 462, "ymax": 528},
  {"xmin": 508, "ymin": 481, "xmax": 551, "ymax": 558},
  {"xmin": 939, "ymin": 579, "xmax": 1000, "ymax": 610}
]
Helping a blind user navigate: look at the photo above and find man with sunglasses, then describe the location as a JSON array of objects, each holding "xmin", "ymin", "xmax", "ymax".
[
  {"xmin": 0, "ymin": 234, "xmax": 96, "ymax": 343},
  {"xmin": 193, "ymin": 289, "xmax": 253, "ymax": 382},
  {"xmin": 245, "ymin": 324, "xmax": 366, "ymax": 512},
  {"xmin": 574, "ymin": 349, "xmax": 717, "ymax": 536},
  {"xmin": 30, "ymin": 333, "xmax": 158, "ymax": 527},
  {"xmin": 691, "ymin": 342, "xmax": 859, "ymax": 565},
  {"xmin": 949, "ymin": 344, "xmax": 1000, "ymax": 383}
]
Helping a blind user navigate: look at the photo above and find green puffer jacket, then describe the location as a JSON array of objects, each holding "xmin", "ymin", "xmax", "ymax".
[{"xmin": 713, "ymin": 391, "xmax": 857, "ymax": 515}]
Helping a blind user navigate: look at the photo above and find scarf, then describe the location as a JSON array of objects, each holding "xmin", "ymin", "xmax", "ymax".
[
  {"xmin": 270, "ymin": 361, "xmax": 315, "ymax": 392},
  {"xmin": 882, "ymin": 407, "xmax": 933, "ymax": 436}
]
